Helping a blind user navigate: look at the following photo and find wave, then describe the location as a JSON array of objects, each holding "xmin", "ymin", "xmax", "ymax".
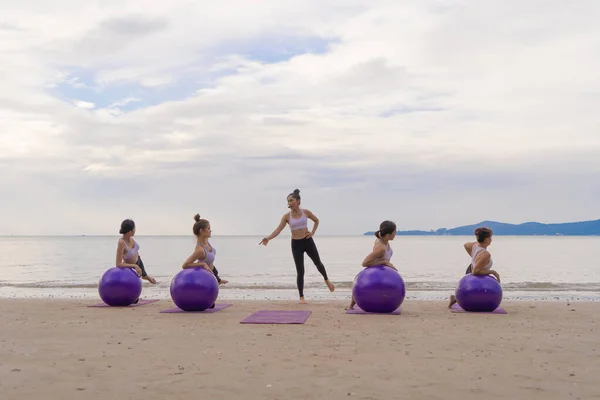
[{"xmin": 2, "ymin": 280, "xmax": 600, "ymax": 292}]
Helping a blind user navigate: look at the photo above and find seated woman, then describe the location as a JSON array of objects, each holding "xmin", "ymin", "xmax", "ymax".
[
  {"xmin": 448, "ymin": 227, "xmax": 500, "ymax": 308},
  {"xmin": 115, "ymin": 219, "xmax": 157, "ymax": 284},
  {"xmin": 181, "ymin": 214, "xmax": 228, "ymax": 285},
  {"xmin": 347, "ymin": 220, "xmax": 397, "ymax": 310}
]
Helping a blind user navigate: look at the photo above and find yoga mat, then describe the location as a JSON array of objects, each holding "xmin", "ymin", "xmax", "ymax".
[
  {"xmin": 160, "ymin": 303, "xmax": 232, "ymax": 313},
  {"xmin": 87, "ymin": 299, "xmax": 159, "ymax": 308},
  {"xmin": 346, "ymin": 306, "xmax": 401, "ymax": 315},
  {"xmin": 451, "ymin": 303, "xmax": 507, "ymax": 314},
  {"xmin": 240, "ymin": 310, "xmax": 312, "ymax": 324}
]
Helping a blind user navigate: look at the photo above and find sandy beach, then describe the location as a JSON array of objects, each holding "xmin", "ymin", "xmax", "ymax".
[{"xmin": 1, "ymin": 299, "xmax": 598, "ymax": 400}]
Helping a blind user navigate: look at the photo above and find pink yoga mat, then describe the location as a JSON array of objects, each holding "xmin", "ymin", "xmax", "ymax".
[
  {"xmin": 240, "ymin": 310, "xmax": 312, "ymax": 324},
  {"xmin": 346, "ymin": 306, "xmax": 401, "ymax": 315},
  {"xmin": 451, "ymin": 303, "xmax": 507, "ymax": 314},
  {"xmin": 87, "ymin": 299, "xmax": 159, "ymax": 308},
  {"xmin": 160, "ymin": 303, "xmax": 232, "ymax": 313}
]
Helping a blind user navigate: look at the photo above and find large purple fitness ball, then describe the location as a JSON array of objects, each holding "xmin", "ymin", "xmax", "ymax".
[
  {"xmin": 170, "ymin": 267, "xmax": 219, "ymax": 311},
  {"xmin": 98, "ymin": 267, "xmax": 142, "ymax": 306},
  {"xmin": 455, "ymin": 274, "xmax": 503, "ymax": 312},
  {"xmin": 352, "ymin": 265, "xmax": 406, "ymax": 313}
]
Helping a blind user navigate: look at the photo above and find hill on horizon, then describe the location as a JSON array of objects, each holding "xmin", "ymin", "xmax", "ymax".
[{"xmin": 363, "ymin": 219, "xmax": 600, "ymax": 236}]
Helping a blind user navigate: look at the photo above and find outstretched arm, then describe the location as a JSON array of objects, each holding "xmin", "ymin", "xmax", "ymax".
[{"xmin": 259, "ymin": 214, "xmax": 288, "ymax": 245}]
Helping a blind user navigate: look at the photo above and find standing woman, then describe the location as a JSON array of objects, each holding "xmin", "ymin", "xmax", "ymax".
[
  {"xmin": 115, "ymin": 219, "xmax": 157, "ymax": 285},
  {"xmin": 260, "ymin": 189, "xmax": 335, "ymax": 304},
  {"xmin": 448, "ymin": 227, "xmax": 500, "ymax": 308}
]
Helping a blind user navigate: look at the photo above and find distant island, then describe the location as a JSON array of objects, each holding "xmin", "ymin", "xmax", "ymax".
[{"xmin": 363, "ymin": 219, "xmax": 600, "ymax": 236}]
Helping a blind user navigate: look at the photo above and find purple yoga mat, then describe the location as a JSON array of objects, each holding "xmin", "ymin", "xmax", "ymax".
[
  {"xmin": 346, "ymin": 306, "xmax": 401, "ymax": 315},
  {"xmin": 87, "ymin": 299, "xmax": 159, "ymax": 308},
  {"xmin": 240, "ymin": 310, "xmax": 312, "ymax": 324},
  {"xmin": 160, "ymin": 303, "xmax": 232, "ymax": 313},
  {"xmin": 451, "ymin": 303, "xmax": 507, "ymax": 314}
]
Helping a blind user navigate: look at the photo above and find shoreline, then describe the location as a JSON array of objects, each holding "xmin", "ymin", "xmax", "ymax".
[
  {"xmin": 1, "ymin": 287, "xmax": 600, "ymax": 302},
  {"xmin": 1, "ymin": 298, "xmax": 599, "ymax": 399},
  {"xmin": 1, "ymin": 297, "xmax": 599, "ymax": 305}
]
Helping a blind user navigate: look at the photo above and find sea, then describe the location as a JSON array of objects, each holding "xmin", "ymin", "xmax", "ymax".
[{"xmin": 1, "ymin": 235, "xmax": 599, "ymax": 302}]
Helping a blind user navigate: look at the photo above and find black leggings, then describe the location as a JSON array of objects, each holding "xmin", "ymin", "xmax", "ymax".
[
  {"xmin": 135, "ymin": 256, "xmax": 148, "ymax": 277},
  {"xmin": 209, "ymin": 265, "xmax": 221, "ymax": 308},
  {"xmin": 291, "ymin": 238, "xmax": 329, "ymax": 297},
  {"xmin": 212, "ymin": 265, "xmax": 222, "ymax": 283},
  {"xmin": 132, "ymin": 256, "xmax": 148, "ymax": 304},
  {"xmin": 465, "ymin": 264, "xmax": 472, "ymax": 274}
]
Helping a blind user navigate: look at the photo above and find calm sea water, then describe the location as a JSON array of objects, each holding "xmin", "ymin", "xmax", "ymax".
[{"xmin": 1, "ymin": 235, "xmax": 599, "ymax": 301}]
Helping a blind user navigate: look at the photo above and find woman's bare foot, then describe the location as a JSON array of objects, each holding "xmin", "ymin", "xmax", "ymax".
[
  {"xmin": 219, "ymin": 279, "xmax": 229, "ymax": 285},
  {"xmin": 346, "ymin": 298, "xmax": 356, "ymax": 310},
  {"xmin": 299, "ymin": 297, "xmax": 307, "ymax": 304},
  {"xmin": 325, "ymin": 280, "xmax": 335, "ymax": 292},
  {"xmin": 143, "ymin": 275, "xmax": 157, "ymax": 285},
  {"xmin": 448, "ymin": 294, "xmax": 457, "ymax": 308}
]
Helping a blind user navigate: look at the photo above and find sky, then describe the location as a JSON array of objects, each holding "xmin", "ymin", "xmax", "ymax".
[{"xmin": 1, "ymin": 0, "xmax": 599, "ymax": 235}]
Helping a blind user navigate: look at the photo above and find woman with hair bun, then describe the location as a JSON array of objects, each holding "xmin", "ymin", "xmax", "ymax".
[
  {"xmin": 448, "ymin": 226, "xmax": 500, "ymax": 308},
  {"xmin": 260, "ymin": 189, "xmax": 335, "ymax": 304},
  {"xmin": 115, "ymin": 219, "xmax": 157, "ymax": 285},
  {"xmin": 346, "ymin": 220, "xmax": 397, "ymax": 310},
  {"xmin": 181, "ymin": 214, "xmax": 228, "ymax": 285}
]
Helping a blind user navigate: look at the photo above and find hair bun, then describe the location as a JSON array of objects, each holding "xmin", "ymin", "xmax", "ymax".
[
  {"xmin": 194, "ymin": 213, "xmax": 201, "ymax": 222},
  {"xmin": 293, "ymin": 189, "xmax": 300, "ymax": 195}
]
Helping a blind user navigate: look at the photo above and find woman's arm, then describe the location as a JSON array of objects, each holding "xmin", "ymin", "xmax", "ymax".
[
  {"xmin": 115, "ymin": 240, "xmax": 138, "ymax": 268},
  {"xmin": 259, "ymin": 214, "xmax": 288, "ymax": 245},
  {"xmin": 304, "ymin": 209, "xmax": 319, "ymax": 238},
  {"xmin": 115, "ymin": 240, "xmax": 141, "ymax": 275},
  {"xmin": 181, "ymin": 247, "xmax": 211, "ymax": 271},
  {"xmin": 463, "ymin": 241, "xmax": 476, "ymax": 256},
  {"xmin": 471, "ymin": 251, "xmax": 500, "ymax": 282},
  {"xmin": 361, "ymin": 244, "xmax": 387, "ymax": 267}
]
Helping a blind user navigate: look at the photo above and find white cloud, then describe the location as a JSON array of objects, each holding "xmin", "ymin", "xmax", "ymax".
[
  {"xmin": 102, "ymin": 96, "xmax": 141, "ymax": 115},
  {"xmin": 73, "ymin": 100, "xmax": 95, "ymax": 109},
  {"xmin": 0, "ymin": 0, "xmax": 599, "ymax": 235}
]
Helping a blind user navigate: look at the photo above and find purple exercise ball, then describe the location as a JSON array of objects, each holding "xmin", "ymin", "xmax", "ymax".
[
  {"xmin": 98, "ymin": 267, "xmax": 142, "ymax": 306},
  {"xmin": 455, "ymin": 274, "xmax": 503, "ymax": 312},
  {"xmin": 352, "ymin": 265, "xmax": 406, "ymax": 313},
  {"xmin": 170, "ymin": 267, "xmax": 219, "ymax": 311}
]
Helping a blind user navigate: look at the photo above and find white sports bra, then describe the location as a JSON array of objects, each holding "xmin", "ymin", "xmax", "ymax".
[
  {"xmin": 471, "ymin": 245, "xmax": 493, "ymax": 270},
  {"xmin": 289, "ymin": 210, "xmax": 308, "ymax": 231},
  {"xmin": 377, "ymin": 239, "xmax": 393, "ymax": 261}
]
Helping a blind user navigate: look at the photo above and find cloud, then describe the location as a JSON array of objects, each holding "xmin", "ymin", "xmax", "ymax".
[
  {"xmin": 73, "ymin": 100, "xmax": 95, "ymax": 109},
  {"xmin": 0, "ymin": 20, "xmax": 22, "ymax": 31},
  {"xmin": 0, "ymin": 0, "xmax": 599, "ymax": 235}
]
